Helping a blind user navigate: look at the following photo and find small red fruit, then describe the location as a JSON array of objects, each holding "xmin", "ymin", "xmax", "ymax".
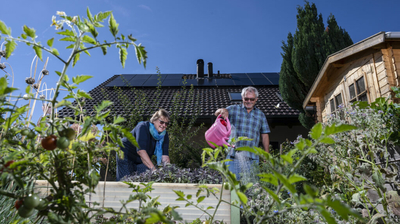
[
  {"xmin": 5, "ymin": 160, "xmax": 14, "ymax": 168},
  {"xmin": 41, "ymin": 135, "xmax": 57, "ymax": 150},
  {"xmin": 220, "ymin": 119, "xmax": 227, "ymax": 127},
  {"xmin": 15, "ymin": 199, "xmax": 23, "ymax": 210}
]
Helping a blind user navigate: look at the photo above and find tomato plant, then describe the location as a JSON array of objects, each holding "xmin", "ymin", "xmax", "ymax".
[
  {"xmin": 4, "ymin": 160, "xmax": 14, "ymax": 168},
  {"xmin": 64, "ymin": 128, "xmax": 76, "ymax": 140},
  {"xmin": 21, "ymin": 129, "xmax": 30, "ymax": 136},
  {"xmin": 56, "ymin": 136, "xmax": 70, "ymax": 149},
  {"xmin": 18, "ymin": 205, "xmax": 35, "ymax": 218},
  {"xmin": 41, "ymin": 135, "xmax": 57, "ymax": 150},
  {"xmin": 24, "ymin": 194, "xmax": 40, "ymax": 209},
  {"xmin": 27, "ymin": 131, "xmax": 36, "ymax": 139}
]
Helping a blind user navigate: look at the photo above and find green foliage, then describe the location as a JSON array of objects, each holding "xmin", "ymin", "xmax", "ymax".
[
  {"xmin": 314, "ymin": 96, "xmax": 400, "ymax": 223},
  {"xmin": 279, "ymin": 1, "xmax": 353, "ymax": 129}
]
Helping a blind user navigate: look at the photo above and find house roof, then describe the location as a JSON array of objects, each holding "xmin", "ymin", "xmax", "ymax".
[
  {"xmin": 58, "ymin": 73, "xmax": 301, "ymax": 124},
  {"xmin": 303, "ymin": 31, "xmax": 400, "ymax": 109}
]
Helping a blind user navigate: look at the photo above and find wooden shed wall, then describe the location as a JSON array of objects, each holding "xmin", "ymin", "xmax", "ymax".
[{"xmin": 320, "ymin": 47, "xmax": 399, "ymax": 122}]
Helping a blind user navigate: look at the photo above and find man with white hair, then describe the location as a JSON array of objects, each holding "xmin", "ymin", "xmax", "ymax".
[{"xmin": 215, "ymin": 86, "xmax": 270, "ymax": 180}]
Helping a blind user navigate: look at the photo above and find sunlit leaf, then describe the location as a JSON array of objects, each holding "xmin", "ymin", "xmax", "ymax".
[
  {"xmin": 55, "ymin": 100, "xmax": 72, "ymax": 108},
  {"xmin": 47, "ymin": 37, "xmax": 54, "ymax": 47},
  {"xmin": 0, "ymin": 20, "xmax": 11, "ymax": 35},
  {"xmin": 5, "ymin": 40, "xmax": 17, "ymax": 59},
  {"xmin": 33, "ymin": 45, "xmax": 43, "ymax": 61},
  {"xmin": 108, "ymin": 13, "xmax": 119, "ymax": 37},
  {"xmin": 236, "ymin": 191, "xmax": 248, "ymax": 204},
  {"xmin": 95, "ymin": 100, "xmax": 113, "ymax": 112},
  {"xmin": 281, "ymin": 148, "xmax": 298, "ymax": 164},
  {"xmin": 60, "ymin": 36, "xmax": 76, "ymax": 42},
  {"xmin": 262, "ymin": 186, "xmax": 281, "ymax": 203},
  {"xmin": 87, "ymin": 7, "xmax": 94, "ymax": 22},
  {"xmin": 72, "ymin": 75, "xmax": 93, "ymax": 85},
  {"xmin": 119, "ymin": 47, "xmax": 127, "ymax": 68},
  {"xmin": 23, "ymin": 25, "xmax": 36, "ymax": 38},
  {"xmin": 273, "ymin": 170, "xmax": 296, "ymax": 193},
  {"xmin": 320, "ymin": 137, "xmax": 335, "ymax": 144},
  {"xmin": 57, "ymin": 30, "xmax": 75, "ymax": 36},
  {"xmin": 95, "ymin": 11, "xmax": 111, "ymax": 23},
  {"xmin": 128, "ymin": 34, "xmax": 137, "ymax": 42},
  {"xmin": 101, "ymin": 45, "xmax": 108, "ymax": 55},
  {"xmin": 77, "ymin": 89, "xmax": 92, "ymax": 99},
  {"xmin": 135, "ymin": 44, "xmax": 147, "ymax": 68},
  {"xmin": 82, "ymin": 35, "xmax": 97, "ymax": 45},
  {"xmin": 258, "ymin": 173, "xmax": 278, "ymax": 186},
  {"xmin": 73, "ymin": 53, "xmax": 80, "ymax": 67},
  {"xmin": 310, "ymin": 122, "xmax": 323, "ymax": 140},
  {"xmin": 52, "ymin": 48, "xmax": 60, "ymax": 56}
]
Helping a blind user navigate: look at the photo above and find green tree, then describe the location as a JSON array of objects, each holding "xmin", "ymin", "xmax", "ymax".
[{"xmin": 279, "ymin": 1, "xmax": 353, "ymax": 128}]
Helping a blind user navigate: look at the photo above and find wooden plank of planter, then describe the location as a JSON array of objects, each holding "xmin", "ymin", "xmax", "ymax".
[{"xmin": 35, "ymin": 181, "xmax": 232, "ymax": 223}]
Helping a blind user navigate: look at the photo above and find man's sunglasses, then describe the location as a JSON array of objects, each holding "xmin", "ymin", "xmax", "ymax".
[
  {"xmin": 244, "ymin": 98, "xmax": 256, "ymax": 102},
  {"xmin": 158, "ymin": 119, "xmax": 169, "ymax": 126}
]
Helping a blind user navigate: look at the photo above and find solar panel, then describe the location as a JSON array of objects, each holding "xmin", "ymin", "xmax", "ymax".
[
  {"xmin": 165, "ymin": 74, "xmax": 183, "ymax": 79},
  {"xmin": 249, "ymin": 78, "xmax": 271, "ymax": 85},
  {"xmin": 162, "ymin": 79, "xmax": 181, "ymax": 86},
  {"xmin": 105, "ymin": 75, "xmax": 135, "ymax": 87},
  {"xmin": 246, "ymin": 73, "xmax": 265, "ymax": 78},
  {"xmin": 202, "ymin": 78, "xmax": 216, "ymax": 86},
  {"xmin": 231, "ymin": 73, "xmax": 247, "ymax": 78},
  {"xmin": 233, "ymin": 78, "xmax": 253, "ymax": 86},
  {"xmin": 267, "ymin": 77, "xmax": 280, "ymax": 85},
  {"xmin": 132, "ymin": 74, "xmax": 151, "ymax": 79},
  {"xmin": 147, "ymin": 74, "xmax": 167, "ymax": 80},
  {"xmin": 216, "ymin": 79, "xmax": 235, "ymax": 86},
  {"xmin": 142, "ymin": 79, "xmax": 161, "ymax": 86},
  {"xmin": 128, "ymin": 78, "xmax": 148, "ymax": 86},
  {"xmin": 183, "ymin": 79, "xmax": 198, "ymax": 86}
]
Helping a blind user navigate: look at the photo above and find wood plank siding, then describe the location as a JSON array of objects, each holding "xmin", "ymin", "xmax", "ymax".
[{"xmin": 304, "ymin": 32, "xmax": 400, "ymax": 122}]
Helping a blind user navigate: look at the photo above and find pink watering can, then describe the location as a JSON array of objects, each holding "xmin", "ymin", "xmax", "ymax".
[{"xmin": 205, "ymin": 115, "xmax": 232, "ymax": 148}]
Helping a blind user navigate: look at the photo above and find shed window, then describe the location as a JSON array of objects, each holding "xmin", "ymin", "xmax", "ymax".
[
  {"xmin": 349, "ymin": 76, "xmax": 368, "ymax": 103},
  {"xmin": 229, "ymin": 92, "xmax": 242, "ymax": 101},
  {"xmin": 330, "ymin": 93, "xmax": 343, "ymax": 113}
]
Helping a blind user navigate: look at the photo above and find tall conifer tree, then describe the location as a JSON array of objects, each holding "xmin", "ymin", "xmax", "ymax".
[{"xmin": 279, "ymin": 1, "xmax": 353, "ymax": 128}]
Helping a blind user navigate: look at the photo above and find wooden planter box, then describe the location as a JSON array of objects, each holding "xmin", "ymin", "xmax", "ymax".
[{"xmin": 35, "ymin": 181, "xmax": 237, "ymax": 223}]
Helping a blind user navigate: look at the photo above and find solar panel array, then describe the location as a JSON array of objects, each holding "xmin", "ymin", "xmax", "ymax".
[{"xmin": 105, "ymin": 73, "xmax": 279, "ymax": 87}]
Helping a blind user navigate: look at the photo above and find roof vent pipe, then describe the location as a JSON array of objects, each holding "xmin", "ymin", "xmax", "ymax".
[
  {"xmin": 207, "ymin": 62, "xmax": 213, "ymax": 78},
  {"xmin": 197, "ymin": 59, "xmax": 204, "ymax": 78}
]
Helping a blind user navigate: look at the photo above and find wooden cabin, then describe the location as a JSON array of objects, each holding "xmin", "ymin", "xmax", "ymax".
[{"xmin": 303, "ymin": 32, "xmax": 400, "ymax": 122}]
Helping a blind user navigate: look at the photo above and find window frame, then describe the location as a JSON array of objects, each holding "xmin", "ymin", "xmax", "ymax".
[
  {"xmin": 330, "ymin": 93, "xmax": 343, "ymax": 113},
  {"xmin": 228, "ymin": 92, "xmax": 242, "ymax": 101},
  {"xmin": 349, "ymin": 76, "xmax": 368, "ymax": 103}
]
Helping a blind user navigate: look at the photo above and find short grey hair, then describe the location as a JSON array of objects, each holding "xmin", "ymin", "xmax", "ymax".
[
  {"xmin": 150, "ymin": 109, "xmax": 170, "ymax": 123},
  {"xmin": 241, "ymin": 86, "xmax": 259, "ymax": 98}
]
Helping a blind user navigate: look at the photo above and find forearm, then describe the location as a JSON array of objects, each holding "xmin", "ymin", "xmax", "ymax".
[
  {"xmin": 137, "ymin": 150, "xmax": 155, "ymax": 170},
  {"xmin": 262, "ymin": 134, "xmax": 270, "ymax": 153}
]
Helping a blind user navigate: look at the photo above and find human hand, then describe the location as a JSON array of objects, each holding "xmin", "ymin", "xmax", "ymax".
[{"xmin": 215, "ymin": 108, "xmax": 228, "ymax": 119}]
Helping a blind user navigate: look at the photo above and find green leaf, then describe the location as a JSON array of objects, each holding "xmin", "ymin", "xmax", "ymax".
[
  {"xmin": 77, "ymin": 90, "xmax": 92, "ymax": 99},
  {"xmin": 101, "ymin": 45, "xmax": 108, "ymax": 55},
  {"xmin": 295, "ymin": 139, "xmax": 305, "ymax": 151},
  {"xmin": 95, "ymin": 11, "xmax": 111, "ymax": 23},
  {"xmin": 21, "ymin": 33, "xmax": 27, "ymax": 39},
  {"xmin": 288, "ymin": 174, "xmax": 307, "ymax": 184},
  {"xmin": 128, "ymin": 34, "xmax": 137, "ymax": 42},
  {"xmin": 186, "ymin": 195, "xmax": 192, "ymax": 199},
  {"xmin": 73, "ymin": 53, "xmax": 80, "ymax": 67},
  {"xmin": 95, "ymin": 100, "xmax": 113, "ymax": 112},
  {"xmin": 33, "ymin": 45, "xmax": 43, "ymax": 61},
  {"xmin": 122, "ymin": 128, "xmax": 140, "ymax": 148},
  {"xmin": 23, "ymin": 25, "xmax": 36, "ymax": 38},
  {"xmin": 262, "ymin": 186, "xmax": 281, "ymax": 203},
  {"xmin": 80, "ymin": 117, "xmax": 93, "ymax": 137},
  {"xmin": 119, "ymin": 47, "xmax": 127, "ymax": 68},
  {"xmin": 281, "ymin": 148, "xmax": 298, "ymax": 164},
  {"xmin": 87, "ymin": 7, "xmax": 94, "ymax": 22},
  {"xmin": 86, "ymin": 22, "xmax": 98, "ymax": 38},
  {"xmin": 320, "ymin": 137, "xmax": 335, "ymax": 144},
  {"xmin": 55, "ymin": 100, "xmax": 72, "ymax": 108},
  {"xmin": 25, "ymin": 85, "xmax": 31, "ymax": 94},
  {"xmin": 72, "ymin": 75, "xmax": 93, "ymax": 85},
  {"xmin": 47, "ymin": 38, "xmax": 54, "ymax": 47},
  {"xmin": 236, "ymin": 191, "xmax": 248, "ymax": 204},
  {"xmin": 258, "ymin": 173, "xmax": 278, "ymax": 186},
  {"xmin": 310, "ymin": 123, "xmax": 323, "ymax": 140},
  {"xmin": 135, "ymin": 44, "xmax": 147, "ymax": 68},
  {"xmin": 273, "ymin": 170, "xmax": 296, "ymax": 193},
  {"xmin": 0, "ymin": 20, "xmax": 11, "ymax": 35},
  {"xmin": 52, "ymin": 48, "xmax": 60, "ymax": 56},
  {"xmin": 82, "ymin": 35, "xmax": 97, "ymax": 45},
  {"xmin": 108, "ymin": 13, "xmax": 119, "ymax": 37},
  {"xmin": 5, "ymin": 40, "xmax": 17, "ymax": 59},
  {"xmin": 303, "ymin": 184, "xmax": 318, "ymax": 198},
  {"xmin": 326, "ymin": 199, "xmax": 360, "ymax": 221},
  {"xmin": 57, "ymin": 30, "xmax": 75, "ymax": 36},
  {"xmin": 59, "ymin": 36, "xmax": 76, "ymax": 42},
  {"xmin": 334, "ymin": 124, "xmax": 357, "ymax": 134},
  {"xmin": 113, "ymin": 116, "xmax": 126, "ymax": 124},
  {"xmin": 317, "ymin": 207, "xmax": 337, "ymax": 224},
  {"xmin": 197, "ymin": 196, "xmax": 205, "ymax": 204}
]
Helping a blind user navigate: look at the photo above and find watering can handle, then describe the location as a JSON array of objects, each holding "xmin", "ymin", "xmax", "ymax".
[{"xmin": 216, "ymin": 114, "xmax": 231, "ymax": 133}]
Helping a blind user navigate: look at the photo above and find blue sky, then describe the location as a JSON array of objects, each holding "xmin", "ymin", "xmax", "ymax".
[{"xmin": 1, "ymin": 0, "xmax": 399, "ymax": 123}]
